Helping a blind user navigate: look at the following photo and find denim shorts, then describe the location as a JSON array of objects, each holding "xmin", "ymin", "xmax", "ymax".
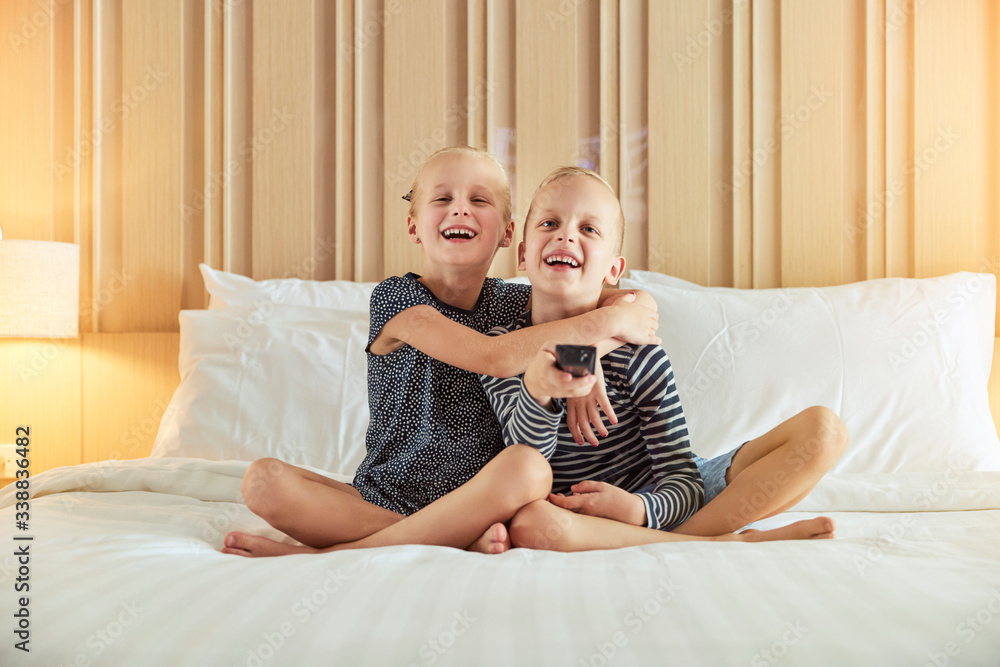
[
  {"xmin": 636, "ymin": 444, "xmax": 745, "ymax": 506},
  {"xmin": 693, "ymin": 444, "xmax": 745, "ymax": 505}
]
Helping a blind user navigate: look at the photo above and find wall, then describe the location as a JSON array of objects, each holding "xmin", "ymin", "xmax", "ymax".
[{"xmin": 1, "ymin": 0, "xmax": 998, "ymax": 472}]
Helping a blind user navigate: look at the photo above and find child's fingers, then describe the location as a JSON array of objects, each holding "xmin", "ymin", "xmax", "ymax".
[
  {"xmin": 571, "ymin": 480, "xmax": 605, "ymax": 494},
  {"xmin": 586, "ymin": 400, "xmax": 608, "ymax": 439},
  {"xmin": 549, "ymin": 493, "xmax": 585, "ymax": 511}
]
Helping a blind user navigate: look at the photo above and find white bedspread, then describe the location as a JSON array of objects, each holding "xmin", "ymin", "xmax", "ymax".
[{"xmin": 2, "ymin": 458, "xmax": 1000, "ymax": 666}]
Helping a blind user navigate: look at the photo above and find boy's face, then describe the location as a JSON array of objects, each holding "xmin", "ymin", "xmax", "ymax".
[
  {"xmin": 519, "ymin": 175, "xmax": 625, "ymax": 300},
  {"xmin": 407, "ymin": 153, "xmax": 514, "ymax": 270}
]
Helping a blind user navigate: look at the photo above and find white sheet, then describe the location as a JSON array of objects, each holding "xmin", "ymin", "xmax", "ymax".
[{"xmin": 2, "ymin": 458, "xmax": 1000, "ymax": 666}]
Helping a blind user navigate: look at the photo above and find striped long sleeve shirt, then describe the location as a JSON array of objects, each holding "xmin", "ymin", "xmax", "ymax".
[{"xmin": 480, "ymin": 312, "xmax": 705, "ymax": 531}]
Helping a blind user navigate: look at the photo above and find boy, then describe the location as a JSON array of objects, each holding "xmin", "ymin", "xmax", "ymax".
[{"xmin": 481, "ymin": 167, "xmax": 847, "ymax": 550}]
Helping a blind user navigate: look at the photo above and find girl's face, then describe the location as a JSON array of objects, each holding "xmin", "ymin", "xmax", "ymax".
[{"xmin": 407, "ymin": 153, "xmax": 514, "ymax": 272}]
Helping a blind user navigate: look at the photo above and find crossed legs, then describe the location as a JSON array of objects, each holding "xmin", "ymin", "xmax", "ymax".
[
  {"xmin": 223, "ymin": 444, "xmax": 552, "ymax": 557},
  {"xmin": 508, "ymin": 406, "xmax": 848, "ymax": 551}
]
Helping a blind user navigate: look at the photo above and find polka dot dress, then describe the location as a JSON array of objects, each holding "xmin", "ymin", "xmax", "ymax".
[{"xmin": 352, "ymin": 273, "xmax": 531, "ymax": 516}]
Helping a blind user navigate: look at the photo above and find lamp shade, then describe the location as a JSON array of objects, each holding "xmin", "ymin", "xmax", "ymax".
[{"xmin": 0, "ymin": 240, "xmax": 80, "ymax": 338}]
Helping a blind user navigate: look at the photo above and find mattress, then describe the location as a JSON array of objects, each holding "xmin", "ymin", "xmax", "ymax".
[{"xmin": 3, "ymin": 458, "xmax": 999, "ymax": 666}]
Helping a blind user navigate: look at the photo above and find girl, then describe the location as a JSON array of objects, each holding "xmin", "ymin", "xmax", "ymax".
[{"xmin": 223, "ymin": 146, "xmax": 660, "ymax": 557}]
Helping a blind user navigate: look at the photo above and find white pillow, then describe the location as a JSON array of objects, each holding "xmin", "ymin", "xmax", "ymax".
[
  {"xmin": 151, "ymin": 304, "xmax": 371, "ymax": 476},
  {"xmin": 619, "ymin": 272, "xmax": 1000, "ymax": 472},
  {"xmin": 200, "ymin": 263, "xmax": 376, "ymax": 311}
]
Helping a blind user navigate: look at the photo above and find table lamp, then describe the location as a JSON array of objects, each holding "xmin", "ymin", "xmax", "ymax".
[{"xmin": 0, "ymin": 225, "xmax": 80, "ymax": 338}]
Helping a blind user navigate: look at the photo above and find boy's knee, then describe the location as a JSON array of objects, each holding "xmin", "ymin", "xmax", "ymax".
[
  {"xmin": 510, "ymin": 499, "xmax": 563, "ymax": 550},
  {"xmin": 801, "ymin": 406, "xmax": 849, "ymax": 461},
  {"xmin": 502, "ymin": 445, "xmax": 553, "ymax": 502}
]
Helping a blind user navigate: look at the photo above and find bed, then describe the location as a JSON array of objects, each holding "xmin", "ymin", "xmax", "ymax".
[{"xmin": 3, "ymin": 265, "xmax": 1000, "ymax": 666}]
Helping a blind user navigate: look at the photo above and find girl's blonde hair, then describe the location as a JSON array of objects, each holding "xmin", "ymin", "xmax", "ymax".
[
  {"xmin": 408, "ymin": 146, "xmax": 513, "ymax": 225},
  {"xmin": 524, "ymin": 166, "xmax": 625, "ymax": 254}
]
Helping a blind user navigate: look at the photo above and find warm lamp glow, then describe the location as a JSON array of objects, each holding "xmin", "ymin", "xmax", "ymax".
[{"xmin": 0, "ymin": 234, "xmax": 80, "ymax": 338}]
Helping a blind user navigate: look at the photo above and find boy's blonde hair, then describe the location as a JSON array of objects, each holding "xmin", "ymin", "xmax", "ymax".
[
  {"xmin": 524, "ymin": 166, "xmax": 625, "ymax": 254},
  {"xmin": 408, "ymin": 146, "xmax": 513, "ymax": 225}
]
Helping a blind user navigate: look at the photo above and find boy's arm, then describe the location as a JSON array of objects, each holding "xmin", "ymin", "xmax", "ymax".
[
  {"xmin": 374, "ymin": 301, "xmax": 659, "ymax": 378},
  {"xmin": 480, "ymin": 368, "xmax": 564, "ymax": 460},
  {"xmin": 547, "ymin": 346, "xmax": 703, "ymax": 529},
  {"xmin": 627, "ymin": 347, "xmax": 704, "ymax": 530}
]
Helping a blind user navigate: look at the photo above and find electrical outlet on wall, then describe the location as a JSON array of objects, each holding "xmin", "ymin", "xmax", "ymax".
[{"xmin": 0, "ymin": 445, "xmax": 19, "ymax": 477}]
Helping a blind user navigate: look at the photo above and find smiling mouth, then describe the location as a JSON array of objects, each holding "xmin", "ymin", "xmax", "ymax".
[
  {"xmin": 545, "ymin": 254, "xmax": 581, "ymax": 268},
  {"xmin": 442, "ymin": 228, "xmax": 478, "ymax": 240}
]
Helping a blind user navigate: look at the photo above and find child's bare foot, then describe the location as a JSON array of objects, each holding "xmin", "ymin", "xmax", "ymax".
[
  {"xmin": 724, "ymin": 517, "xmax": 835, "ymax": 543},
  {"xmin": 222, "ymin": 531, "xmax": 319, "ymax": 557},
  {"xmin": 467, "ymin": 523, "xmax": 511, "ymax": 554}
]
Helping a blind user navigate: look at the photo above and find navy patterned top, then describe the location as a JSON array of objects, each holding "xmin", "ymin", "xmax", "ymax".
[
  {"xmin": 480, "ymin": 312, "xmax": 704, "ymax": 531},
  {"xmin": 352, "ymin": 273, "xmax": 532, "ymax": 515}
]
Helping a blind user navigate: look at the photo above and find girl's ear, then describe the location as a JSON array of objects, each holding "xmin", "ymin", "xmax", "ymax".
[
  {"xmin": 407, "ymin": 216, "xmax": 420, "ymax": 244},
  {"xmin": 604, "ymin": 255, "xmax": 626, "ymax": 286},
  {"xmin": 499, "ymin": 219, "xmax": 515, "ymax": 248},
  {"xmin": 517, "ymin": 241, "xmax": 527, "ymax": 271}
]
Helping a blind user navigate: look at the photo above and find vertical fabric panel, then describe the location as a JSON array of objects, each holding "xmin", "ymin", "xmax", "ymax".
[
  {"xmin": 780, "ymin": 0, "xmax": 844, "ymax": 287},
  {"xmin": 382, "ymin": 0, "xmax": 449, "ymax": 279},
  {"xmin": 884, "ymin": 0, "xmax": 915, "ymax": 279},
  {"xmin": 914, "ymin": 0, "xmax": 990, "ymax": 279},
  {"xmin": 487, "ymin": 0, "xmax": 518, "ymax": 278},
  {"xmin": 121, "ymin": 0, "xmax": 183, "ymax": 330},
  {"xmin": 863, "ymin": 0, "xmax": 887, "ymax": 280},
  {"xmin": 180, "ymin": 0, "xmax": 205, "ymax": 309},
  {"xmin": 648, "ymin": 0, "xmax": 711, "ymax": 282},
  {"xmin": 751, "ymin": 0, "xmax": 782, "ymax": 288},
  {"xmin": 732, "ymin": 0, "xmax": 753, "ymax": 287},
  {"xmin": 222, "ymin": 0, "xmax": 252, "ymax": 277},
  {"xmin": 251, "ymin": 0, "xmax": 314, "ymax": 280},
  {"xmin": 355, "ymin": 0, "xmax": 384, "ymax": 283},
  {"xmin": 619, "ymin": 0, "xmax": 647, "ymax": 275},
  {"xmin": 0, "ymin": 0, "xmax": 53, "ymax": 239},
  {"xmin": 203, "ymin": 0, "xmax": 224, "ymax": 279},
  {"xmin": 514, "ymin": 0, "xmax": 580, "ymax": 234},
  {"xmin": 333, "ymin": 0, "xmax": 356, "ymax": 281},
  {"xmin": 93, "ymin": 0, "xmax": 124, "ymax": 332},
  {"xmin": 76, "ymin": 0, "xmax": 96, "ymax": 332}
]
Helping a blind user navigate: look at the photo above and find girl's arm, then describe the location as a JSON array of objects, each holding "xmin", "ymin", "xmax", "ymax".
[{"xmin": 371, "ymin": 300, "xmax": 659, "ymax": 378}]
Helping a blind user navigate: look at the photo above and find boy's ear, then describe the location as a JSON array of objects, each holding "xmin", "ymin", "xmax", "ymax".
[
  {"xmin": 517, "ymin": 241, "xmax": 527, "ymax": 271},
  {"xmin": 604, "ymin": 255, "xmax": 626, "ymax": 286}
]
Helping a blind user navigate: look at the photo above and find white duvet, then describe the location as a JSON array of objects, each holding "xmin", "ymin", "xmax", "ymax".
[{"xmin": 3, "ymin": 458, "xmax": 1000, "ymax": 666}]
